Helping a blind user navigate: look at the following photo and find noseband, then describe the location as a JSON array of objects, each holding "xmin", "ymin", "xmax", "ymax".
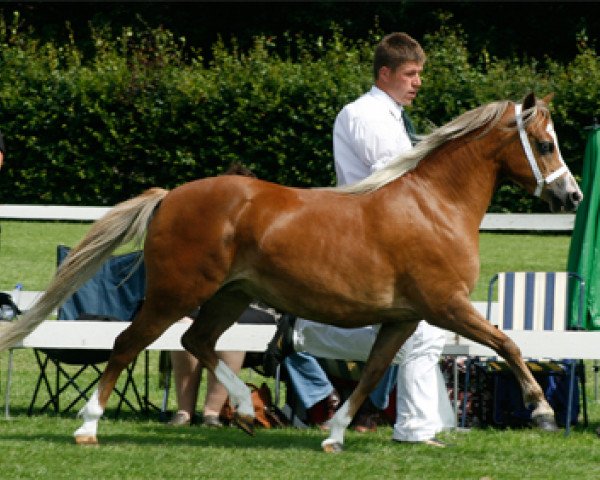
[{"xmin": 515, "ymin": 103, "xmax": 568, "ymax": 197}]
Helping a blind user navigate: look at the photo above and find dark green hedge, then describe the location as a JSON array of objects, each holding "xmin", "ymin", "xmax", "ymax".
[{"xmin": 0, "ymin": 13, "xmax": 598, "ymax": 211}]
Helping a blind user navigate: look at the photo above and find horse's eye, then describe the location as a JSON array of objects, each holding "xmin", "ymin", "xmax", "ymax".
[{"xmin": 536, "ymin": 141, "xmax": 554, "ymax": 155}]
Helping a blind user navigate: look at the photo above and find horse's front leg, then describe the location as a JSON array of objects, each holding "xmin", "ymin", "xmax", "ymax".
[
  {"xmin": 322, "ymin": 320, "xmax": 419, "ymax": 453},
  {"xmin": 435, "ymin": 294, "xmax": 557, "ymax": 431}
]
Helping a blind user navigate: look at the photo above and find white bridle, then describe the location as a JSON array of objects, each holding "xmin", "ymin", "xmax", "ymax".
[{"xmin": 514, "ymin": 103, "xmax": 569, "ymax": 197}]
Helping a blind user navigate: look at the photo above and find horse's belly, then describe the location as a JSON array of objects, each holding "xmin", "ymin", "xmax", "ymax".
[{"xmin": 245, "ymin": 276, "xmax": 417, "ymax": 326}]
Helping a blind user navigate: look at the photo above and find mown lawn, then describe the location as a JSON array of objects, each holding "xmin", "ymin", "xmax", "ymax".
[{"xmin": 2, "ymin": 353, "xmax": 600, "ymax": 480}]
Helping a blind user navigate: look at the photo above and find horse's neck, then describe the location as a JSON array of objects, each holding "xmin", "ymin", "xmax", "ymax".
[{"xmin": 410, "ymin": 137, "xmax": 500, "ymax": 227}]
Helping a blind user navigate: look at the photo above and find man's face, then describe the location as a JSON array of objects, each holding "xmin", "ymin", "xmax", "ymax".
[{"xmin": 377, "ymin": 61, "xmax": 423, "ymax": 106}]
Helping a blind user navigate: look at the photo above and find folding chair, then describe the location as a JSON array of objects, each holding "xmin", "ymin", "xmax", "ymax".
[
  {"xmin": 461, "ymin": 271, "xmax": 587, "ymax": 434},
  {"xmin": 27, "ymin": 245, "xmax": 148, "ymax": 417}
]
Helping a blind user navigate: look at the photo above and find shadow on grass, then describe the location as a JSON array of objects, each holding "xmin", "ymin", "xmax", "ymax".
[
  {"xmin": 0, "ymin": 416, "xmax": 395, "ymax": 452},
  {"xmin": 4, "ymin": 405, "xmax": 156, "ymax": 420},
  {"xmin": 5, "ymin": 411, "xmax": 594, "ymax": 453}
]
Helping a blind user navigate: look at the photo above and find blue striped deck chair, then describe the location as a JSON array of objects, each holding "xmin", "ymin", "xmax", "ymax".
[
  {"xmin": 461, "ymin": 272, "xmax": 587, "ymax": 434},
  {"xmin": 488, "ymin": 272, "xmax": 585, "ymax": 332}
]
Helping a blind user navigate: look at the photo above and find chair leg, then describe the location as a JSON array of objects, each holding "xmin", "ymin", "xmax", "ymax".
[
  {"xmin": 594, "ymin": 360, "xmax": 599, "ymax": 402},
  {"xmin": 461, "ymin": 358, "xmax": 472, "ymax": 428},
  {"xmin": 578, "ymin": 360, "xmax": 588, "ymax": 427},
  {"xmin": 274, "ymin": 364, "xmax": 281, "ymax": 406},
  {"xmin": 58, "ymin": 364, "xmax": 102, "ymax": 414},
  {"xmin": 28, "ymin": 350, "xmax": 55, "ymax": 415},
  {"xmin": 160, "ymin": 367, "xmax": 171, "ymax": 421},
  {"xmin": 4, "ymin": 349, "xmax": 14, "ymax": 418},
  {"xmin": 54, "ymin": 358, "xmax": 61, "ymax": 413},
  {"xmin": 29, "ymin": 351, "xmax": 145, "ymax": 417},
  {"xmin": 453, "ymin": 357, "xmax": 459, "ymax": 427},
  {"xmin": 564, "ymin": 360, "xmax": 576, "ymax": 436},
  {"xmin": 136, "ymin": 351, "xmax": 164, "ymax": 417},
  {"xmin": 113, "ymin": 357, "xmax": 145, "ymax": 417},
  {"xmin": 562, "ymin": 360, "xmax": 587, "ymax": 435},
  {"xmin": 32, "ymin": 355, "xmax": 91, "ymax": 415},
  {"xmin": 129, "ymin": 357, "xmax": 145, "ymax": 413},
  {"xmin": 115, "ymin": 364, "xmax": 131, "ymax": 416},
  {"xmin": 144, "ymin": 350, "xmax": 150, "ymax": 415}
]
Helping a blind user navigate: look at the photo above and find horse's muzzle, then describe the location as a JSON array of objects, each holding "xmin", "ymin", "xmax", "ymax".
[
  {"xmin": 568, "ymin": 189, "xmax": 584, "ymax": 210},
  {"xmin": 546, "ymin": 175, "xmax": 583, "ymax": 212}
]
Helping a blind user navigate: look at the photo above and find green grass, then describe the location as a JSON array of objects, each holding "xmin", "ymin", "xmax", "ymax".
[
  {"xmin": 2, "ymin": 416, "xmax": 600, "ymax": 480},
  {"xmin": 475, "ymin": 232, "xmax": 572, "ymax": 299},
  {"xmin": 2, "ymin": 346, "xmax": 600, "ymax": 480},
  {"xmin": 2, "ymin": 220, "xmax": 597, "ymax": 479},
  {"xmin": 3, "ymin": 342, "xmax": 600, "ymax": 480},
  {"xmin": 0, "ymin": 220, "xmax": 136, "ymax": 291}
]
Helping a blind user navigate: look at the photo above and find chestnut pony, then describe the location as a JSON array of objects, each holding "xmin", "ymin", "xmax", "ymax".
[{"xmin": 0, "ymin": 93, "xmax": 582, "ymax": 452}]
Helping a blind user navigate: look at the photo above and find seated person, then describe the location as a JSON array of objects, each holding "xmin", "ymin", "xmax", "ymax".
[
  {"xmin": 282, "ymin": 352, "xmax": 340, "ymax": 428},
  {"xmin": 283, "ymin": 351, "xmax": 396, "ymax": 431}
]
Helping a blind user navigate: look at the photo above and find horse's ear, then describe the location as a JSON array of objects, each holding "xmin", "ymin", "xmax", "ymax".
[
  {"xmin": 541, "ymin": 93, "xmax": 555, "ymax": 105},
  {"xmin": 522, "ymin": 92, "xmax": 537, "ymax": 111}
]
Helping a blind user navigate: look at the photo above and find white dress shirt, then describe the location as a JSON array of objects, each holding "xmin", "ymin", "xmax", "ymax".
[{"xmin": 333, "ymin": 85, "xmax": 413, "ymax": 186}]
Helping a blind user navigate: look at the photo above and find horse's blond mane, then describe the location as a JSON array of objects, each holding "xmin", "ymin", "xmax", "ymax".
[{"xmin": 332, "ymin": 99, "xmax": 544, "ymax": 195}]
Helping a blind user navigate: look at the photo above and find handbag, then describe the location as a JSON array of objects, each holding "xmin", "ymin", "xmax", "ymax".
[{"xmin": 219, "ymin": 382, "xmax": 287, "ymax": 428}]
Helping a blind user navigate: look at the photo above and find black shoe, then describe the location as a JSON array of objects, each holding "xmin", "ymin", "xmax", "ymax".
[{"xmin": 263, "ymin": 313, "xmax": 296, "ymax": 376}]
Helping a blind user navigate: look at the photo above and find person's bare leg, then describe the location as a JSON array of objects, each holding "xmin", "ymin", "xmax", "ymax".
[
  {"xmin": 169, "ymin": 318, "xmax": 201, "ymax": 425},
  {"xmin": 203, "ymin": 351, "xmax": 246, "ymax": 424}
]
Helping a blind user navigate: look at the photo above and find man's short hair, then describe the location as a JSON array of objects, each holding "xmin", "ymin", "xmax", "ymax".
[{"xmin": 373, "ymin": 32, "xmax": 426, "ymax": 79}]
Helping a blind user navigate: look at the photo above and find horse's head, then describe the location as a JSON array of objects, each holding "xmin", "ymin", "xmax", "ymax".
[{"xmin": 503, "ymin": 92, "xmax": 583, "ymax": 212}]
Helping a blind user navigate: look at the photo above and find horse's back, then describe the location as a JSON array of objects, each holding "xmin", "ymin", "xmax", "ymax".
[{"xmin": 144, "ymin": 175, "xmax": 306, "ymax": 261}]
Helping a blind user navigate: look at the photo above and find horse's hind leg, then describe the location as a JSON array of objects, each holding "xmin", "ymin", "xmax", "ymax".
[
  {"xmin": 434, "ymin": 295, "xmax": 557, "ymax": 431},
  {"xmin": 74, "ymin": 297, "xmax": 199, "ymax": 445},
  {"xmin": 178, "ymin": 287, "xmax": 256, "ymax": 435},
  {"xmin": 323, "ymin": 321, "xmax": 419, "ymax": 453}
]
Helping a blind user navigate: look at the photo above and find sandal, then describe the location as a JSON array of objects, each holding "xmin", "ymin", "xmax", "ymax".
[
  {"xmin": 202, "ymin": 414, "xmax": 223, "ymax": 428},
  {"xmin": 168, "ymin": 410, "xmax": 191, "ymax": 426}
]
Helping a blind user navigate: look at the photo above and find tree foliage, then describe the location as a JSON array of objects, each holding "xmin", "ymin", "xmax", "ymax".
[{"xmin": 0, "ymin": 11, "xmax": 598, "ymax": 212}]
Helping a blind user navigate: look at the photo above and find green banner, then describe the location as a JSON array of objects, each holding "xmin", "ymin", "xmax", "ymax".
[{"xmin": 567, "ymin": 128, "xmax": 600, "ymax": 329}]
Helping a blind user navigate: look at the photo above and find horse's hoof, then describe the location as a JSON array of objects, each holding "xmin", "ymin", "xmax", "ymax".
[
  {"xmin": 74, "ymin": 435, "xmax": 98, "ymax": 445},
  {"xmin": 534, "ymin": 414, "xmax": 558, "ymax": 432},
  {"xmin": 321, "ymin": 440, "xmax": 343, "ymax": 454},
  {"xmin": 233, "ymin": 412, "xmax": 255, "ymax": 437}
]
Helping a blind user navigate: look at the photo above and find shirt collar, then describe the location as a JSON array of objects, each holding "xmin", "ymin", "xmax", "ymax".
[{"xmin": 369, "ymin": 85, "xmax": 404, "ymax": 121}]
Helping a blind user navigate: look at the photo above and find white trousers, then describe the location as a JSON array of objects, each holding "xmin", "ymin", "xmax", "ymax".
[{"xmin": 293, "ymin": 319, "xmax": 455, "ymax": 441}]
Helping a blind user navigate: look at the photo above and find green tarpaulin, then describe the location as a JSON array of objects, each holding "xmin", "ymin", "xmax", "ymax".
[{"xmin": 567, "ymin": 127, "xmax": 600, "ymax": 329}]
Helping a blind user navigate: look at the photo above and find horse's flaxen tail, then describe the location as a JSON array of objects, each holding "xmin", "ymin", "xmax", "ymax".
[{"xmin": 0, "ymin": 187, "xmax": 169, "ymax": 351}]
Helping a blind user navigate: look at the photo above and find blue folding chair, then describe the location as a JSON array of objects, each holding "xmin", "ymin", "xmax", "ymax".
[
  {"xmin": 28, "ymin": 245, "xmax": 148, "ymax": 417},
  {"xmin": 461, "ymin": 271, "xmax": 587, "ymax": 435}
]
